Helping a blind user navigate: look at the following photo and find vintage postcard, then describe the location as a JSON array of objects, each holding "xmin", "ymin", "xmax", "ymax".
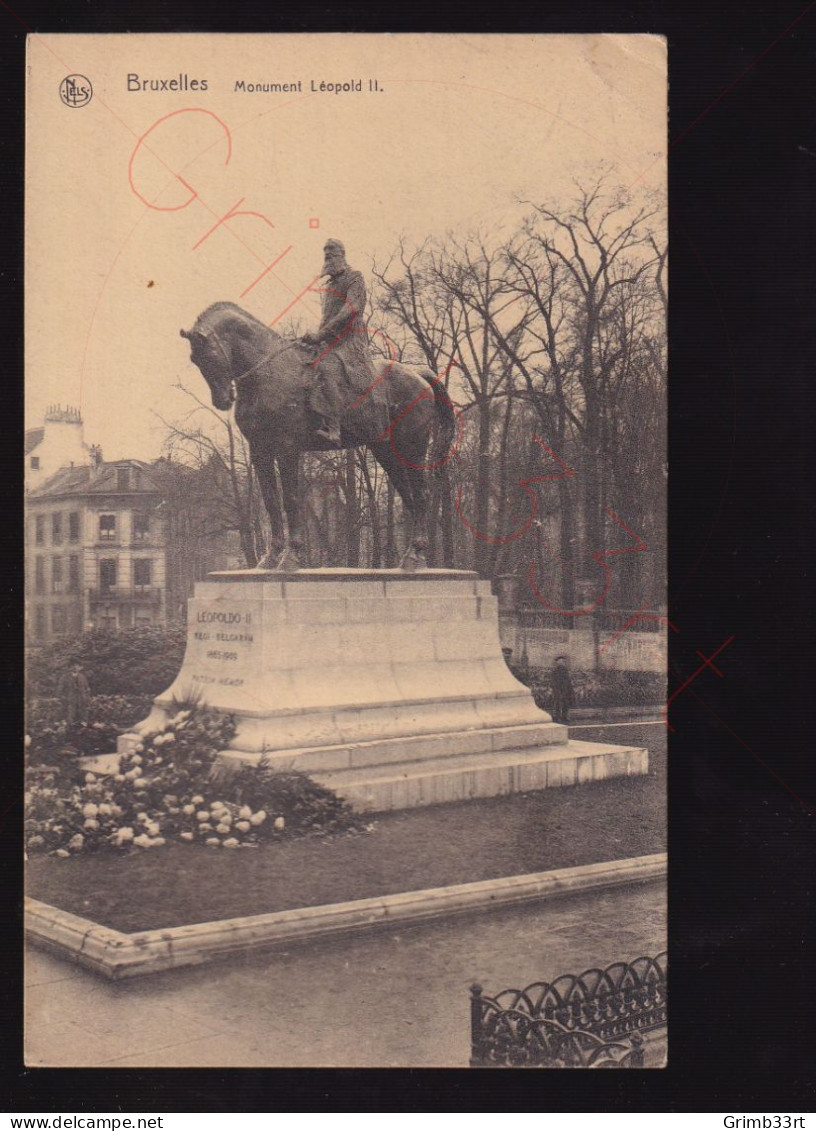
[{"xmin": 25, "ymin": 32, "xmax": 667, "ymax": 1068}]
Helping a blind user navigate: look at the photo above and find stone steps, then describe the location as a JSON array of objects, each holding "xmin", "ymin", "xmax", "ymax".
[
  {"xmin": 220, "ymin": 720, "xmax": 568, "ymax": 774},
  {"xmin": 312, "ymin": 738, "xmax": 648, "ymax": 813}
]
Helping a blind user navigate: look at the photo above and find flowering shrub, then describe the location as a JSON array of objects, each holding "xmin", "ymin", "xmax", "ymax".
[
  {"xmin": 89, "ymin": 694, "xmax": 155, "ymax": 727},
  {"xmin": 27, "ymin": 625, "xmax": 187, "ymax": 699},
  {"xmin": 25, "ymin": 706, "xmax": 365, "ymax": 857},
  {"xmin": 25, "ymin": 694, "xmax": 156, "ymax": 766},
  {"xmin": 226, "ymin": 758, "xmax": 366, "ymax": 838}
]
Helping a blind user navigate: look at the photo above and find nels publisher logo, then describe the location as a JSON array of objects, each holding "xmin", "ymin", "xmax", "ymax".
[{"xmin": 59, "ymin": 74, "xmax": 93, "ymax": 108}]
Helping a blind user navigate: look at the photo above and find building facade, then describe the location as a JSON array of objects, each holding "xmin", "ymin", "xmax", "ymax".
[
  {"xmin": 25, "ymin": 412, "xmax": 246, "ymax": 645},
  {"xmin": 26, "ymin": 458, "xmax": 169, "ymax": 644}
]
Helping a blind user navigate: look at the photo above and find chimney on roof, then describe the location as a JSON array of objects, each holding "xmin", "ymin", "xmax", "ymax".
[{"xmin": 45, "ymin": 404, "xmax": 83, "ymax": 424}]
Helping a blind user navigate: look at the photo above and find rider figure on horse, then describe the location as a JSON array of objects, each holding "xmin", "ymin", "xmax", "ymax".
[{"xmin": 301, "ymin": 239, "xmax": 377, "ymax": 445}]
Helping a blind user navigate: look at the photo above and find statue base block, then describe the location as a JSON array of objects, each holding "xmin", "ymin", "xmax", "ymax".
[{"xmin": 122, "ymin": 569, "xmax": 648, "ymax": 812}]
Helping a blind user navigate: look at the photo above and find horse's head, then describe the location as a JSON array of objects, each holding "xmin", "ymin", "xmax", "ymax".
[
  {"xmin": 180, "ymin": 325, "xmax": 235, "ymax": 410},
  {"xmin": 181, "ymin": 304, "xmax": 282, "ymax": 411}
]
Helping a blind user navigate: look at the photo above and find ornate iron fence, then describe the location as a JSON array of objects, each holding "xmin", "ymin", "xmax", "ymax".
[{"xmin": 470, "ymin": 951, "xmax": 667, "ymax": 1068}]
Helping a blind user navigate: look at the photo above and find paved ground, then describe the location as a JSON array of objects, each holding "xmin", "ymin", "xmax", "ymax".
[
  {"xmin": 26, "ymin": 880, "xmax": 665, "ymax": 1068},
  {"xmin": 25, "ymin": 719, "xmax": 667, "ymax": 1069}
]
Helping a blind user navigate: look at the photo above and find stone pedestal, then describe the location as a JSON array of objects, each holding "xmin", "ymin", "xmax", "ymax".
[{"xmin": 122, "ymin": 569, "xmax": 647, "ymax": 812}]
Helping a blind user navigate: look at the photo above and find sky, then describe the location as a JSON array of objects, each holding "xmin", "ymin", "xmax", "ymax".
[{"xmin": 26, "ymin": 33, "xmax": 667, "ymax": 461}]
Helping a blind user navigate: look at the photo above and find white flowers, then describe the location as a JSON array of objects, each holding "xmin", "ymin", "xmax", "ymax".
[
  {"xmin": 153, "ymin": 732, "xmax": 175, "ymax": 747},
  {"xmin": 113, "ymin": 827, "xmax": 134, "ymax": 846},
  {"xmin": 55, "ymin": 848, "xmax": 70, "ymax": 858},
  {"xmin": 133, "ymin": 833, "xmax": 164, "ymax": 848},
  {"xmin": 196, "ymin": 811, "xmax": 210, "ymax": 822},
  {"xmin": 205, "ymin": 837, "xmax": 220, "ymax": 847},
  {"xmin": 84, "ymin": 772, "xmax": 97, "ymax": 784},
  {"xmin": 273, "ymin": 816, "xmax": 285, "ymax": 830},
  {"xmin": 180, "ymin": 831, "xmax": 194, "ymax": 842},
  {"xmin": 84, "ymin": 819, "xmax": 100, "ymax": 831},
  {"xmin": 82, "ymin": 803, "xmax": 99, "ymax": 818},
  {"xmin": 182, "ymin": 804, "xmax": 196, "ymax": 816},
  {"xmin": 250, "ymin": 810, "xmax": 267, "ymax": 827},
  {"xmin": 238, "ymin": 806, "xmax": 252, "ymax": 820},
  {"xmin": 192, "ymin": 795, "xmax": 204, "ymax": 805},
  {"xmin": 235, "ymin": 820, "xmax": 251, "ymax": 834},
  {"xmin": 97, "ymin": 803, "xmax": 112, "ymax": 817},
  {"xmin": 222, "ymin": 838, "xmax": 239, "ymax": 848},
  {"xmin": 67, "ymin": 833, "xmax": 84, "ymax": 851},
  {"xmin": 215, "ymin": 823, "xmax": 231, "ymax": 835}
]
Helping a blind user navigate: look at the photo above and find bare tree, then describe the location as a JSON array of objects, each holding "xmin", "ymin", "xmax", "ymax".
[{"xmin": 154, "ymin": 381, "xmax": 274, "ymax": 567}]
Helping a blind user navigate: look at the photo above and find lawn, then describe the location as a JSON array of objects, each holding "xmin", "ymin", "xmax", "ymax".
[{"xmin": 27, "ymin": 723, "xmax": 665, "ymax": 933}]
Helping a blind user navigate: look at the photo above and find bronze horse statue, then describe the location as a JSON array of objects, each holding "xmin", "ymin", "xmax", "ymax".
[{"xmin": 180, "ymin": 302, "xmax": 456, "ymax": 570}]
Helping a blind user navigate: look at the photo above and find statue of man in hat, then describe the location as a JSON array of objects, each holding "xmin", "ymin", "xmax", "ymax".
[{"xmin": 301, "ymin": 239, "xmax": 378, "ymax": 445}]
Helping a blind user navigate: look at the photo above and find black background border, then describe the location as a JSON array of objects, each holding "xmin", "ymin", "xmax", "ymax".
[{"xmin": 2, "ymin": 0, "xmax": 814, "ymax": 1112}]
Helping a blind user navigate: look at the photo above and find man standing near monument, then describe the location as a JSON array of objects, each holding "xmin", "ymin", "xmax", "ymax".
[
  {"xmin": 56, "ymin": 662, "xmax": 91, "ymax": 728},
  {"xmin": 551, "ymin": 655, "xmax": 575, "ymax": 725},
  {"xmin": 301, "ymin": 239, "xmax": 379, "ymax": 445}
]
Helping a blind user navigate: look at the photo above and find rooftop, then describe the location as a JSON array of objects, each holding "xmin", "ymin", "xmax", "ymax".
[
  {"xmin": 27, "ymin": 459, "xmax": 162, "ymax": 500},
  {"xmin": 25, "ymin": 428, "xmax": 45, "ymax": 456}
]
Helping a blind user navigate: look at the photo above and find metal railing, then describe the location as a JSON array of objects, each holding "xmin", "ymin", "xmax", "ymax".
[
  {"xmin": 517, "ymin": 608, "xmax": 668, "ymax": 634},
  {"xmin": 88, "ymin": 586, "xmax": 162, "ymax": 604},
  {"xmin": 470, "ymin": 951, "xmax": 667, "ymax": 1068}
]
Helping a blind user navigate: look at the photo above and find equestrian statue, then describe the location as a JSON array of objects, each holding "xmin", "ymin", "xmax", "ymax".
[{"xmin": 180, "ymin": 239, "xmax": 456, "ymax": 571}]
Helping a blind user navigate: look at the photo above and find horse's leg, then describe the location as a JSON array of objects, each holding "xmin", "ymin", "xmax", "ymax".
[
  {"xmin": 250, "ymin": 442, "xmax": 286, "ymax": 569},
  {"xmin": 387, "ymin": 408, "xmax": 437, "ymax": 570},
  {"xmin": 403, "ymin": 463, "xmax": 429, "ymax": 570},
  {"xmin": 274, "ymin": 446, "xmax": 305, "ymax": 571},
  {"xmin": 369, "ymin": 439, "xmax": 426, "ymax": 571}
]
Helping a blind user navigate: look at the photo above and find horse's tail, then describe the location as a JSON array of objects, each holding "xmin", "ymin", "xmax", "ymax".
[{"xmin": 419, "ymin": 368, "xmax": 457, "ymax": 468}]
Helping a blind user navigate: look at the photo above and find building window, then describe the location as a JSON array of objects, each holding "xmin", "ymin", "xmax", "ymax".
[
  {"xmin": 34, "ymin": 606, "xmax": 46, "ymax": 638},
  {"xmin": 99, "ymin": 558, "xmax": 117, "ymax": 591},
  {"xmin": 69, "ymin": 512, "xmax": 80, "ymax": 542},
  {"xmin": 30, "ymin": 456, "xmax": 40, "ymax": 471},
  {"xmin": 133, "ymin": 512, "xmax": 150, "ymax": 542},
  {"xmin": 135, "ymin": 609, "xmax": 152, "ymax": 625},
  {"xmin": 99, "ymin": 514, "xmax": 116, "ymax": 542},
  {"xmin": 99, "ymin": 611, "xmax": 118, "ymax": 632},
  {"xmin": 70, "ymin": 606, "xmax": 83, "ymax": 633},
  {"xmin": 52, "ymin": 557, "xmax": 63, "ymax": 593},
  {"xmin": 52, "ymin": 513, "xmax": 63, "ymax": 544},
  {"xmin": 52, "ymin": 606, "xmax": 66, "ymax": 636},
  {"xmin": 35, "ymin": 557, "xmax": 45, "ymax": 594},
  {"xmin": 117, "ymin": 467, "xmax": 131, "ymax": 491},
  {"xmin": 68, "ymin": 555, "xmax": 80, "ymax": 592},
  {"xmin": 35, "ymin": 515, "xmax": 45, "ymax": 545},
  {"xmin": 133, "ymin": 559, "xmax": 152, "ymax": 589}
]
